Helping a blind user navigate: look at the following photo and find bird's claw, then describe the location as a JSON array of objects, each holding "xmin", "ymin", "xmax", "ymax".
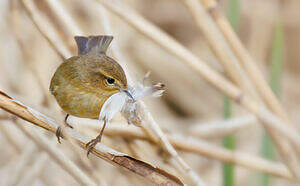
[
  {"xmin": 56, "ymin": 126, "xmax": 62, "ymax": 144},
  {"xmin": 55, "ymin": 118, "xmax": 73, "ymax": 144},
  {"xmin": 86, "ymin": 139, "xmax": 97, "ymax": 157}
]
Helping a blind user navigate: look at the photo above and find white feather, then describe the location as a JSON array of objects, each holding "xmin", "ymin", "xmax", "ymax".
[
  {"xmin": 99, "ymin": 73, "xmax": 165, "ymax": 124},
  {"xmin": 99, "ymin": 91, "xmax": 127, "ymax": 121}
]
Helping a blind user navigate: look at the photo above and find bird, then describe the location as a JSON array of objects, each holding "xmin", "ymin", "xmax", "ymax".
[{"xmin": 49, "ymin": 35, "xmax": 132, "ymax": 156}]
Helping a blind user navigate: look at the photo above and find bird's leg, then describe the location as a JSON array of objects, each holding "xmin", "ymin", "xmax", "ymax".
[
  {"xmin": 56, "ymin": 114, "xmax": 72, "ymax": 143},
  {"xmin": 86, "ymin": 120, "xmax": 107, "ymax": 157},
  {"xmin": 64, "ymin": 114, "xmax": 73, "ymax": 128}
]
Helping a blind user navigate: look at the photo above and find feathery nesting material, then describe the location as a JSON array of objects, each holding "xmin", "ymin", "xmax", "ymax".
[{"xmin": 99, "ymin": 73, "xmax": 165, "ymax": 126}]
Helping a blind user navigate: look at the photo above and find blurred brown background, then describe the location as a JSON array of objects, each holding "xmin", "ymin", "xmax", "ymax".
[{"xmin": 0, "ymin": 0, "xmax": 299, "ymax": 185}]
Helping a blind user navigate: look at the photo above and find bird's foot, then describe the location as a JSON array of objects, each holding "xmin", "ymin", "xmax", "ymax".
[
  {"xmin": 56, "ymin": 114, "xmax": 73, "ymax": 144},
  {"xmin": 56, "ymin": 126, "xmax": 62, "ymax": 144},
  {"xmin": 85, "ymin": 135, "xmax": 102, "ymax": 157}
]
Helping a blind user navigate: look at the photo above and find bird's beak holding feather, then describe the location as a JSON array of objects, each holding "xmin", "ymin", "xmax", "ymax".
[{"xmin": 123, "ymin": 89, "xmax": 135, "ymax": 102}]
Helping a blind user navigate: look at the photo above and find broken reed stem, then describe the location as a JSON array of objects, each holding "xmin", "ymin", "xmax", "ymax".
[
  {"xmin": 68, "ymin": 117, "xmax": 293, "ymax": 180},
  {"xmin": 95, "ymin": 0, "xmax": 300, "ymax": 181},
  {"xmin": 22, "ymin": 0, "xmax": 204, "ymax": 185},
  {"xmin": 0, "ymin": 91, "xmax": 184, "ymax": 186}
]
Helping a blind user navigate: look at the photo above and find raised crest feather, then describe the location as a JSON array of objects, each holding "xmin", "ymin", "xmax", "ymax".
[{"xmin": 74, "ymin": 35, "xmax": 113, "ymax": 56}]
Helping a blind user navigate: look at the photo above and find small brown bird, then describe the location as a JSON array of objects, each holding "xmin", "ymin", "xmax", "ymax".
[{"xmin": 50, "ymin": 35, "xmax": 131, "ymax": 155}]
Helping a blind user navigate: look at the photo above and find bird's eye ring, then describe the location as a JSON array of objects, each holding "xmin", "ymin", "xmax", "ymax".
[{"xmin": 106, "ymin": 77, "xmax": 115, "ymax": 85}]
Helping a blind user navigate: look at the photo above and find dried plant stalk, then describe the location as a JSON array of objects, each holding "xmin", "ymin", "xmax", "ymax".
[
  {"xmin": 95, "ymin": 0, "xmax": 300, "ymax": 181},
  {"xmin": 188, "ymin": 115, "xmax": 257, "ymax": 138},
  {"xmin": 20, "ymin": 0, "xmax": 71, "ymax": 59},
  {"xmin": 0, "ymin": 91, "xmax": 184, "ymax": 186},
  {"xmin": 69, "ymin": 117, "xmax": 292, "ymax": 180},
  {"xmin": 6, "ymin": 143, "xmax": 38, "ymax": 186},
  {"xmin": 0, "ymin": 124, "xmax": 22, "ymax": 152},
  {"xmin": 184, "ymin": 0, "xmax": 258, "ymax": 102},
  {"xmin": 17, "ymin": 152, "xmax": 48, "ymax": 186},
  {"xmin": 18, "ymin": 0, "xmax": 116, "ymax": 177},
  {"xmin": 21, "ymin": 0, "xmax": 204, "ymax": 185},
  {"xmin": 191, "ymin": 0, "xmax": 300, "ymax": 180},
  {"xmin": 14, "ymin": 121, "xmax": 97, "ymax": 186},
  {"xmin": 201, "ymin": 0, "xmax": 289, "ymax": 122}
]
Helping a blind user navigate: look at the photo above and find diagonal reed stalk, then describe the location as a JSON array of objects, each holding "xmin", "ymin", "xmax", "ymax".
[
  {"xmin": 182, "ymin": 0, "xmax": 300, "ymax": 181},
  {"xmin": 200, "ymin": 0, "xmax": 290, "ymax": 122},
  {"xmin": 90, "ymin": 1, "xmax": 300, "ymax": 155},
  {"xmin": 10, "ymin": 0, "xmax": 300, "ymax": 184},
  {"xmin": 0, "ymin": 91, "xmax": 184, "ymax": 186},
  {"xmin": 20, "ymin": 0, "xmax": 204, "ymax": 185},
  {"xmin": 68, "ymin": 117, "xmax": 293, "ymax": 180}
]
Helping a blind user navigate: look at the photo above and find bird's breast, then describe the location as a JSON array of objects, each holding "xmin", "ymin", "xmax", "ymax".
[{"xmin": 51, "ymin": 74, "xmax": 110, "ymax": 119}]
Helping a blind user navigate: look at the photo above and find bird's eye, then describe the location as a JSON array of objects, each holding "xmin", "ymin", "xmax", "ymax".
[{"xmin": 106, "ymin": 77, "xmax": 115, "ymax": 85}]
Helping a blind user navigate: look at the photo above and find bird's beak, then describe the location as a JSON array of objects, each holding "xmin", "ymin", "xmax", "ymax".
[{"xmin": 123, "ymin": 89, "xmax": 135, "ymax": 102}]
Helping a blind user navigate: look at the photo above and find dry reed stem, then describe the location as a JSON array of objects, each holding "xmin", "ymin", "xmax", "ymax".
[
  {"xmin": 23, "ymin": 0, "xmax": 204, "ymax": 185},
  {"xmin": 44, "ymin": 0, "xmax": 83, "ymax": 51},
  {"xmin": 184, "ymin": 0, "xmax": 259, "ymax": 102},
  {"xmin": 20, "ymin": 0, "xmax": 71, "ymax": 59},
  {"xmin": 190, "ymin": 0, "xmax": 300, "ymax": 179},
  {"xmin": 17, "ymin": 152, "xmax": 48, "ymax": 186},
  {"xmin": 188, "ymin": 115, "xmax": 257, "ymax": 138},
  {"xmin": 97, "ymin": 4, "xmax": 204, "ymax": 186},
  {"xmin": 0, "ymin": 91, "xmax": 184, "ymax": 186},
  {"xmin": 0, "ymin": 124, "xmax": 22, "ymax": 152},
  {"xmin": 18, "ymin": 0, "xmax": 100, "ymax": 175},
  {"xmin": 69, "ymin": 117, "xmax": 293, "ymax": 180},
  {"xmin": 14, "ymin": 121, "xmax": 97, "ymax": 186},
  {"xmin": 95, "ymin": 0, "xmax": 300, "ymax": 180},
  {"xmin": 202, "ymin": 0, "xmax": 300, "ymax": 163},
  {"xmin": 7, "ymin": 143, "xmax": 38, "ymax": 186},
  {"xmin": 0, "ymin": 113, "xmax": 10, "ymax": 120},
  {"xmin": 201, "ymin": 0, "xmax": 290, "ymax": 122}
]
